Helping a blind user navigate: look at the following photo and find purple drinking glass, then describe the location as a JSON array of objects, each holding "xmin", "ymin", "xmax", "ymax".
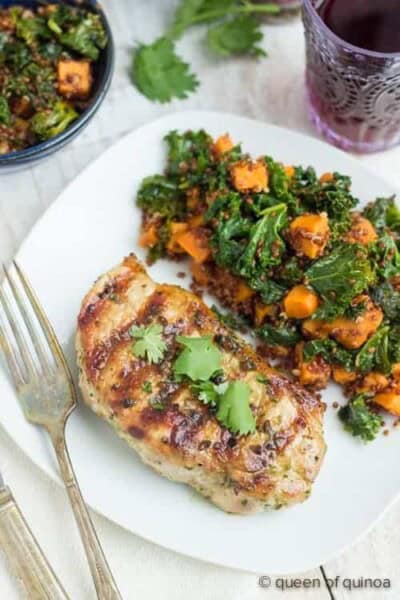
[{"xmin": 302, "ymin": 0, "xmax": 400, "ymax": 153}]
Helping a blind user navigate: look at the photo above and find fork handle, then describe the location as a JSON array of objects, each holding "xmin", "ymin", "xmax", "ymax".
[
  {"xmin": 0, "ymin": 486, "xmax": 69, "ymax": 600},
  {"xmin": 50, "ymin": 429, "xmax": 122, "ymax": 600}
]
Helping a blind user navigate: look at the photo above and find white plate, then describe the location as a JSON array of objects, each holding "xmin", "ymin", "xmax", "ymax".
[{"xmin": 1, "ymin": 111, "xmax": 400, "ymax": 575}]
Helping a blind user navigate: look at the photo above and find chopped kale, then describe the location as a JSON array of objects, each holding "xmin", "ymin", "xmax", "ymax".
[
  {"xmin": 211, "ymin": 305, "xmax": 250, "ymax": 332},
  {"xmin": 370, "ymin": 232, "xmax": 400, "ymax": 279},
  {"xmin": 0, "ymin": 96, "xmax": 10, "ymax": 125},
  {"xmin": 355, "ymin": 326, "xmax": 391, "ymax": 375},
  {"xmin": 137, "ymin": 175, "xmax": 186, "ymax": 219},
  {"xmin": 275, "ymin": 256, "xmax": 304, "ymax": 287},
  {"xmin": 165, "ymin": 129, "xmax": 213, "ymax": 179},
  {"xmin": 257, "ymin": 322, "xmax": 301, "ymax": 347},
  {"xmin": 303, "ymin": 339, "xmax": 355, "ymax": 371},
  {"xmin": 371, "ymin": 282, "xmax": 400, "ymax": 321},
  {"xmin": 363, "ymin": 196, "xmax": 400, "ymax": 231},
  {"xmin": 306, "ymin": 243, "xmax": 374, "ymax": 320},
  {"xmin": 339, "ymin": 395, "xmax": 384, "ymax": 442},
  {"xmin": 238, "ymin": 204, "xmax": 287, "ymax": 276}
]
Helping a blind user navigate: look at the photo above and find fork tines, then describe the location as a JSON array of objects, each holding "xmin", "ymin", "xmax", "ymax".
[{"xmin": 0, "ymin": 263, "xmax": 59, "ymax": 388}]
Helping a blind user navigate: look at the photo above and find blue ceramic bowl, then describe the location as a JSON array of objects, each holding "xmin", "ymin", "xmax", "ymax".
[{"xmin": 0, "ymin": 0, "xmax": 114, "ymax": 168}]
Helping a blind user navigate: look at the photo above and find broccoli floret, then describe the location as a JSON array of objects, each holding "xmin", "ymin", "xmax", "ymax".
[
  {"xmin": 31, "ymin": 101, "xmax": 78, "ymax": 140},
  {"xmin": 48, "ymin": 7, "xmax": 107, "ymax": 60},
  {"xmin": 339, "ymin": 395, "xmax": 383, "ymax": 442}
]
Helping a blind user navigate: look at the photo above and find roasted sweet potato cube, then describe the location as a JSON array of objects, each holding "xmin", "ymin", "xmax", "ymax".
[
  {"xmin": 58, "ymin": 60, "xmax": 93, "ymax": 100},
  {"xmin": 231, "ymin": 160, "xmax": 268, "ymax": 192}
]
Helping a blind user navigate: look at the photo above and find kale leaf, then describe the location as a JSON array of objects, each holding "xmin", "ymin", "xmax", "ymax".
[
  {"xmin": 363, "ymin": 196, "xmax": 400, "ymax": 231},
  {"xmin": 339, "ymin": 395, "xmax": 384, "ymax": 442},
  {"xmin": 238, "ymin": 204, "xmax": 287, "ymax": 276},
  {"xmin": 355, "ymin": 326, "xmax": 391, "ymax": 375},
  {"xmin": 370, "ymin": 232, "xmax": 400, "ymax": 279},
  {"xmin": 165, "ymin": 129, "xmax": 212, "ymax": 178},
  {"xmin": 257, "ymin": 321, "xmax": 301, "ymax": 347},
  {"xmin": 306, "ymin": 244, "xmax": 374, "ymax": 320},
  {"xmin": 275, "ymin": 256, "xmax": 304, "ymax": 287},
  {"xmin": 0, "ymin": 96, "xmax": 11, "ymax": 126},
  {"xmin": 389, "ymin": 326, "xmax": 400, "ymax": 364},
  {"xmin": 303, "ymin": 339, "xmax": 355, "ymax": 370},
  {"xmin": 290, "ymin": 169, "xmax": 357, "ymax": 238},
  {"xmin": 137, "ymin": 175, "xmax": 186, "ymax": 219},
  {"xmin": 371, "ymin": 282, "xmax": 400, "ymax": 321},
  {"xmin": 248, "ymin": 277, "xmax": 286, "ymax": 304}
]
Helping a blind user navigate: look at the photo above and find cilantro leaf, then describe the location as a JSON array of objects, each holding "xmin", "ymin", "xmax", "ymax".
[
  {"xmin": 171, "ymin": 0, "xmax": 205, "ymax": 38},
  {"xmin": 173, "ymin": 335, "xmax": 222, "ymax": 381},
  {"xmin": 132, "ymin": 38, "xmax": 199, "ymax": 103},
  {"xmin": 216, "ymin": 381, "xmax": 255, "ymax": 435},
  {"xmin": 130, "ymin": 323, "xmax": 167, "ymax": 364},
  {"xmin": 192, "ymin": 380, "xmax": 228, "ymax": 405},
  {"xmin": 207, "ymin": 15, "xmax": 266, "ymax": 58}
]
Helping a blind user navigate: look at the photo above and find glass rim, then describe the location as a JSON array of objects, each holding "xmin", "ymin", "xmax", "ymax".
[{"xmin": 303, "ymin": 0, "xmax": 400, "ymax": 59}]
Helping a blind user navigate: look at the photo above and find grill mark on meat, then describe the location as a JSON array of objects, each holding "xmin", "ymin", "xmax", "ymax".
[
  {"xmin": 129, "ymin": 425, "xmax": 146, "ymax": 439},
  {"xmin": 139, "ymin": 290, "xmax": 166, "ymax": 323},
  {"xmin": 85, "ymin": 290, "xmax": 168, "ymax": 380},
  {"xmin": 170, "ymin": 411, "xmax": 202, "ymax": 451},
  {"xmin": 78, "ymin": 272, "xmax": 135, "ymax": 328}
]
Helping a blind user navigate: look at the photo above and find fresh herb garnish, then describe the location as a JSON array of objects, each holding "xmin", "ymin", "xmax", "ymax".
[
  {"xmin": 207, "ymin": 15, "xmax": 265, "ymax": 58},
  {"xmin": 192, "ymin": 379, "xmax": 255, "ymax": 434},
  {"xmin": 191, "ymin": 380, "xmax": 228, "ymax": 405},
  {"xmin": 132, "ymin": 38, "xmax": 199, "ymax": 103},
  {"xmin": 173, "ymin": 335, "xmax": 222, "ymax": 381},
  {"xmin": 130, "ymin": 323, "xmax": 167, "ymax": 364},
  {"xmin": 131, "ymin": 1, "xmax": 280, "ymax": 103},
  {"xmin": 216, "ymin": 381, "xmax": 255, "ymax": 435}
]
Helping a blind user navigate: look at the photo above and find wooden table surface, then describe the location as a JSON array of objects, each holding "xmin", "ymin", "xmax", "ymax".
[{"xmin": 0, "ymin": 2, "xmax": 399, "ymax": 598}]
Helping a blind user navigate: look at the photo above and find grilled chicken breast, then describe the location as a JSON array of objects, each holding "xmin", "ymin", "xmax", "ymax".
[{"xmin": 76, "ymin": 255, "xmax": 326, "ymax": 514}]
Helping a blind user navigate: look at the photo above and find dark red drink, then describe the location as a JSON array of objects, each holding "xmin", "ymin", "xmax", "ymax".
[
  {"xmin": 303, "ymin": 0, "xmax": 400, "ymax": 153},
  {"xmin": 318, "ymin": 0, "xmax": 400, "ymax": 54}
]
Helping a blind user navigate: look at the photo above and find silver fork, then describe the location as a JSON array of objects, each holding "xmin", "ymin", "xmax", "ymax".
[{"xmin": 0, "ymin": 263, "xmax": 122, "ymax": 600}]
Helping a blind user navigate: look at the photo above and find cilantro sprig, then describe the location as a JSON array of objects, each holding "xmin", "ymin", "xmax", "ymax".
[
  {"xmin": 132, "ymin": 1, "xmax": 280, "ymax": 103},
  {"xmin": 173, "ymin": 335, "xmax": 256, "ymax": 435},
  {"xmin": 173, "ymin": 335, "xmax": 222, "ymax": 381},
  {"xmin": 133, "ymin": 38, "xmax": 199, "ymax": 103},
  {"xmin": 217, "ymin": 381, "xmax": 255, "ymax": 435},
  {"xmin": 130, "ymin": 323, "xmax": 167, "ymax": 364}
]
